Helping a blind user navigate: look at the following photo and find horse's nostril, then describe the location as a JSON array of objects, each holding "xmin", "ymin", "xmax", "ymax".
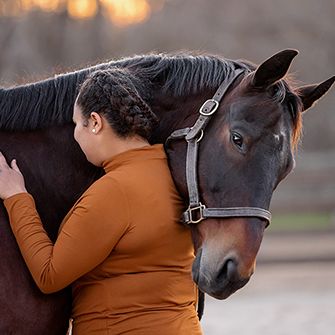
[{"xmin": 217, "ymin": 258, "xmax": 238, "ymax": 282}]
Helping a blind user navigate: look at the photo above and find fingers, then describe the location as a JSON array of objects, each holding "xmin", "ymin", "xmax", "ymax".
[
  {"xmin": 0, "ymin": 152, "xmax": 20, "ymax": 172},
  {"xmin": 11, "ymin": 159, "xmax": 21, "ymax": 173}
]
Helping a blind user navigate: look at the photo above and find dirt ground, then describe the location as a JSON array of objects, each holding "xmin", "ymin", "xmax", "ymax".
[{"xmin": 201, "ymin": 261, "xmax": 335, "ymax": 335}]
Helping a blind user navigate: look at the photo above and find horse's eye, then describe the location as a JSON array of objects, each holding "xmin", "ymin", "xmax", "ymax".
[{"xmin": 231, "ymin": 132, "xmax": 243, "ymax": 148}]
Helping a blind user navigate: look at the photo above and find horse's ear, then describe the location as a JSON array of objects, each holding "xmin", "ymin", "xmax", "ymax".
[
  {"xmin": 298, "ymin": 76, "xmax": 335, "ymax": 112},
  {"xmin": 252, "ymin": 49, "xmax": 299, "ymax": 88}
]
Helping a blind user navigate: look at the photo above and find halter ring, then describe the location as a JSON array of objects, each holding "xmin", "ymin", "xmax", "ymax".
[{"xmin": 196, "ymin": 130, "xmax": 204, "ymax": 143}]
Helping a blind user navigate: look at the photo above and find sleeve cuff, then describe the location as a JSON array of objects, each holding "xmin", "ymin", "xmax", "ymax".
[{"xmin": 3, "ymin": 192, "xmax": 35, "ymax": 209}]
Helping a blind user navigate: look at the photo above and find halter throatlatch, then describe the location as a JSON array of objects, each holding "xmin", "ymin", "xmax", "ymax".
[{"xmin": 166, "ymin": 69, "xmax": 272, "ymax": 227}]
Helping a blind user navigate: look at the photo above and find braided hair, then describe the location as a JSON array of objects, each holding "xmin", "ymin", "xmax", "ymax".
[{"xmin": 76, "ymin": 68, "xmax": 158, "ymax": 140}]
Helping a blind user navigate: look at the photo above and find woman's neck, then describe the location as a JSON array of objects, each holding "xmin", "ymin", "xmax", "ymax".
[{"xmin": 96, "ymin": 134, "xmax": 150, "ymax": 166}]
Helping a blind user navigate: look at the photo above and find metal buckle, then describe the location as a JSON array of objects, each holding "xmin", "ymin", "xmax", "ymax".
[
  {"xmin": 199, "ymin": 99, "xmax": 219, "ymax": 116},
  {"xmin": 185, "ymin": 203, "xmax": 206, "ymax": 224}
]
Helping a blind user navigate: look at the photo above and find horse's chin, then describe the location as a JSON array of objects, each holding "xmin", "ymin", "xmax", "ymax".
[{"xmin": 192, "ymin": 248, "xmax": 251, "ymax": 300}]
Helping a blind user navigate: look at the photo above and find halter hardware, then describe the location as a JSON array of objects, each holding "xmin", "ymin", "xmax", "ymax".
[
  {"xmin": 199, "ymin": 99, "xmax": 219, "ymax": 116},
  {"xmin": 195, "ymin": 130, "xmax": 204, "ymax": 143},
  {"xmin": 185, "ymin": 203, "xmax": 206, "ymax": 224}
]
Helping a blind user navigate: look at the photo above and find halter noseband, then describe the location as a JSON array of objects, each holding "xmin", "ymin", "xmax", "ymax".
[{"xmin": 166, "ymin": 69, "xmax": 272, "ymax": 226}]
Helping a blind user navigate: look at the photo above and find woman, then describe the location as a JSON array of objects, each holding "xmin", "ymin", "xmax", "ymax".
[{"xmin": 0, "ymin": 69, "xmax": 202, "ymax": 334}]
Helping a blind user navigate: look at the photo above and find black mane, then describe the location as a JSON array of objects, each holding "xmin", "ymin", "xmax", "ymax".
[{"xmin": 0, "ymin": 53, "xmax": 249, "ymax": 131}]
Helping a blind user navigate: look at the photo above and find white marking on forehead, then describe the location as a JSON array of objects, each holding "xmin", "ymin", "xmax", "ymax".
[{"xmin": 274, "ymin": 131, "xmax": 285, "ymax": 142}]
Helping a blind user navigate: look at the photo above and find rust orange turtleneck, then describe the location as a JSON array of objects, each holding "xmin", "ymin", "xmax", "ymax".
[{"xmin": 4, "ymin": 144, "xmax": 202, "ymax": 335}]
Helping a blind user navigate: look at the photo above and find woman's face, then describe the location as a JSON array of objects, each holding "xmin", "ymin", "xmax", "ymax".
[{"xmin": 72, "ymin": 102, "xmax": 96, "ymax": 164}]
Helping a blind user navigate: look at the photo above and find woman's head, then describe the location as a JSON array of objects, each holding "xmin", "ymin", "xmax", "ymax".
[
  {"xmin": 75, "ymin": 68, "xmax": 157, "ymax": 139},
  {"xmin": 73, "ymin": 68, "xmax": 158, "ymax": 164}
]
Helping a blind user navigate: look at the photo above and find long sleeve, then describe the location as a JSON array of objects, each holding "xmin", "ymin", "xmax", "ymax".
[{"xmin": 3, "ymin": 177, "xmax": 130, "ymax": 294}]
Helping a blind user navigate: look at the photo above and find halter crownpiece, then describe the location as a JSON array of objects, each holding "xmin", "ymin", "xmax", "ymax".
[{"xmin": 166, "ymin": 69, "xmax": 272, "ymax": 227}]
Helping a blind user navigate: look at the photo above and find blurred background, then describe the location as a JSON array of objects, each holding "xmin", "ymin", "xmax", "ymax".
[{"xmin": 0, "ymin": 0, "xmax": 334, "ymax": 334}]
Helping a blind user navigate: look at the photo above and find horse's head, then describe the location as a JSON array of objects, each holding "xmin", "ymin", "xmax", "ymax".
[{"xmin": 166, "ymin": 49, "xmax": 335, "ymax": 299}]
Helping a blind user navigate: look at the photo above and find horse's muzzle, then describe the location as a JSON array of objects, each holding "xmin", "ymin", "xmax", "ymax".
[{"xmin": 192, "ymin": 248, "xmax": 251, "ymax": 299}]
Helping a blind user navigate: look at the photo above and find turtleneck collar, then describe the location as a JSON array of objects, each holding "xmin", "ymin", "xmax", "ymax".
[{"xmin": 102, "ymin": 144, "xmax": 166, "ymax": 173}]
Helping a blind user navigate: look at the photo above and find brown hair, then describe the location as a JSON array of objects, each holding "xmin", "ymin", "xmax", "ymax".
[{"xmin": 76, "ymin": 68, "xmax": 158, "ymax": 140}]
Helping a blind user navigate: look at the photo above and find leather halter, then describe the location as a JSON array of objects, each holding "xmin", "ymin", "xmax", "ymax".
[{"xmin": 166, "ymin": 69, "xmax": 272, "ymax": 226}]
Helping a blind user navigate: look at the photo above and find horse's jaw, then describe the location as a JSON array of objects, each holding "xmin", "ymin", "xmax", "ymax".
[{"xmin": 190, "ymin": 217, "xmax": 265, "ymax": 299}]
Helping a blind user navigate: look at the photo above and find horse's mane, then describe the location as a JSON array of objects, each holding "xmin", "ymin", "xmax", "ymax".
[
  {"xmin": 0, "ymin": 53, "xmax": 301, "ymax": 146},
  {"xmin": 0, "ymin": 53, "xmax": 248, "ymax": 131}
]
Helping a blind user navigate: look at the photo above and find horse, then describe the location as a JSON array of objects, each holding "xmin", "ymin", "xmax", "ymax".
[{"xmin": 0, "ymin": 49, "xmax": 333, "ymax": 334}]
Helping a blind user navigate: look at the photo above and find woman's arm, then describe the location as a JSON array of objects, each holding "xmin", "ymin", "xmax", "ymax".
[{"xmin": 2, "ymin": 166, "xmax": 129, "ymax": 293}]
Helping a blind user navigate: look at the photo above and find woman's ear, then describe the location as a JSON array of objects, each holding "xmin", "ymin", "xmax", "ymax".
[{"xmin": 90, "ymin": 112, "xmax": 103, "ymax": 134}]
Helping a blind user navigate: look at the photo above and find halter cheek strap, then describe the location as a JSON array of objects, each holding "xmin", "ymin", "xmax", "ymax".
[{"xmin": 166, "ymin": 69, "xmax": 272, "ymax": 227}]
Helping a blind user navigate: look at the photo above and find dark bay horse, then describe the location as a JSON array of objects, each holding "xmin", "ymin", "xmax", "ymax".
[{"xmin": 0, "ymin": 49, "xmax": 334, "ymax": 334}]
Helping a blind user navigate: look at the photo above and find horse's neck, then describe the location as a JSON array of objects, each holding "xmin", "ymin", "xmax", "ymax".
[
  {"xmin": 0, "ymin": 84, "xmax": 211, "ymax": 239},
  {"xmin": 0, "ymin": 125, "xmax": 101, "ymax": 240}
]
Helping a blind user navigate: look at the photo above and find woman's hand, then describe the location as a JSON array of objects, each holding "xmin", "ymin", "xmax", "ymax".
[{"xmin": 0, "ymin": 152, "xmax": 27, "ymax": 200}]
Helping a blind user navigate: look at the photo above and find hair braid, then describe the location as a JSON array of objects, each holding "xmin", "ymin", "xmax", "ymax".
[{"xmin": 76, "ymin": 68, "xmax": 158, "ymax": 140}]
